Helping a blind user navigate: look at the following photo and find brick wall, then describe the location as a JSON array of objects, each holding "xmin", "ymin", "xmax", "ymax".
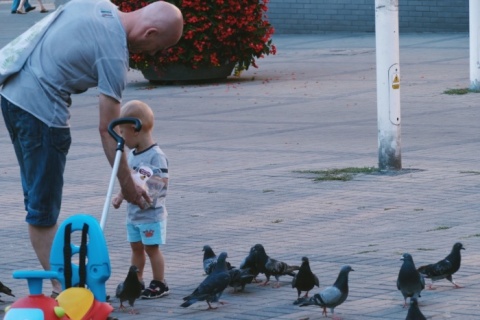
[{"xmin": 266, "ymin": 0, "xmax": 469, "ymax": 34}]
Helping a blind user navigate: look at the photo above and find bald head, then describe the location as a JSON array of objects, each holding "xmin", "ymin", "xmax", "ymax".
[
  {"xmin": 120, "ymin": 1, "xmax": 183, "ymax": 55},
  {"xmin": 121, "ymin": 100, "xmax": 154, "ymax": 132},
  {"xmin": 141, "ymin": 2, "xmax": 183, "ymax": 48}
]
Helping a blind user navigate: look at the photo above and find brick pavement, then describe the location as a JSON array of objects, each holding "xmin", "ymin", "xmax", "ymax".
[{"xmin": 0, "ymin": 4, "xmax": 479, "ymax": 319}]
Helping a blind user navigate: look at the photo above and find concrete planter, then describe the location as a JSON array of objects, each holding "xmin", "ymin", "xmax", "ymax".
[{"xmin": 138, "ymin": 62, "xmax": 236, "ymax": 83}]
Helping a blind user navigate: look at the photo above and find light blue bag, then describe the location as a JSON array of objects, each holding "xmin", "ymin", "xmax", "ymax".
[{"xmin": 0, "ymin": 6, "xmax": 64, "ymax": 86}]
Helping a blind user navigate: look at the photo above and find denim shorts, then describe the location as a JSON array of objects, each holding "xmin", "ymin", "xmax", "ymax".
[
  {"xmin": 1, "ymin": 97, "xmax": 71, "ymax": 226},
  {"xmin": 127, "ymin": 220, "xmax": 167, "ymax": 245}
]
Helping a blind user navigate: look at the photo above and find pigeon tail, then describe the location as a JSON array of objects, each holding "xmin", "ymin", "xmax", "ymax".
[
  {"xmin": 298, "ymin": 294, "xmax": 321, "ymax": 307},
  {"xmin": 180, "ymin": 298, "xmax": 199, "ymax": 308},
  {"xmin": 405, "ymin": 297, "xmax": 427, "ymax": 320},
  {"xmin": 285, "ymin": 265, "xmax": 301, "ymax": 276},
  {"xmin": 0, "ymin": 281, "xmax": 14, "ymax": 297}
]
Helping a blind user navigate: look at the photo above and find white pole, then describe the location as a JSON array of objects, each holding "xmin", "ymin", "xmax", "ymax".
[
  {"xmin": 100, "ymin": 149, "xmax": 122, "ymax": 230},
  {"xmin": 375, "ymin": 0, "xmax": 402, "ymax": 170},
  {"xmin": 470, "ymin": 0, "xmax": 480, "ymax": 90}
]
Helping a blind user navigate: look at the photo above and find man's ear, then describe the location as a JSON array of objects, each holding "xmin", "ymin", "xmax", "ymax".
[{"xmin": 144, "ymin": 28, "xmax": 159, "ymax": 39}]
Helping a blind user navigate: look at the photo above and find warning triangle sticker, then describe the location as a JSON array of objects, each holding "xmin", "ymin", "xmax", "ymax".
[{"xmin": 392, "ymin": 75, "xmax": 400, "ymax": 89}]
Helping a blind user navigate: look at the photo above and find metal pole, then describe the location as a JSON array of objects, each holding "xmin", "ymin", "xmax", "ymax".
[
  {"xmin": 470, "ymin": 0, "xmax": 480, "ymax": 90},
  {"xmin": 100, "ymin": 149, "xmax": 122, "ymax": 230},
  {"xmin": 375, "ymin": 0, "xmax": 402, "ymax": 170}
]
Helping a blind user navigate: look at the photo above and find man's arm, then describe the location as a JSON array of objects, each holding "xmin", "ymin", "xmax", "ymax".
[{"xmin": 98, "ymin": 93, "xmax": 150, "ymax": 208}]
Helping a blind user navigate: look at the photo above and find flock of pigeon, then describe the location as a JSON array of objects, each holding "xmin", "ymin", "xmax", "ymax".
[
  {"xmin": 0, "ymin": 241, "xmax": 464, "ymax": 319},
  {"xmin": 114, "ymin": 241, "xmax": 465, "ymax": 319}
]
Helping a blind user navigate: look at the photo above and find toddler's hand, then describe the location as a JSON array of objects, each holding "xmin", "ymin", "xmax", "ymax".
[{"xmin": 112, "ymin": 195, "xmax": 123, "ymax": 209}]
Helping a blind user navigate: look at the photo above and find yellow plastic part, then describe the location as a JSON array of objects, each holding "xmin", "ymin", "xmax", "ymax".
[{"xmin": 56, "ymin": 288, "xmax": 94, "ymax": 320}]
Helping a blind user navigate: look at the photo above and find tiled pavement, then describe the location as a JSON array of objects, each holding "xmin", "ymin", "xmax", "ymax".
[{"xmin": 0, "ymin": 3, "xmax": 479, "ymax": 319}]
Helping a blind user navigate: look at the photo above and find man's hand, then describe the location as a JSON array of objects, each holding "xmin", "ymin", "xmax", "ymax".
[{"xmin": 122, "ymin": 182, "xmax": 152, "ymax": 209}]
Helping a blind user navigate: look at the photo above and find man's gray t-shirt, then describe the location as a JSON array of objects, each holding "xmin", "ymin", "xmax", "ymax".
[{"xmin": 1, "ymin": 0, "xmax": 128, "ymax": 128}]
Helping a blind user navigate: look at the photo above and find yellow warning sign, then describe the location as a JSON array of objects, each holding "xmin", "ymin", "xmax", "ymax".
[{"xmin": 392, "ymin": 75, "xmax": 400, "ymax": 89}]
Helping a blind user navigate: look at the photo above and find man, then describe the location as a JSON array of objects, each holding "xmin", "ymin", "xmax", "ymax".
[{"xmin": 0, "ymin": 0, "xmax": 183, "ymax": 294}]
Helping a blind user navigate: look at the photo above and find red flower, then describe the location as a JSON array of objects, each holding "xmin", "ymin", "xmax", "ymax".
[{"xmin": 112, "ymin": 0, "xmax": 276, "ymax": 74}]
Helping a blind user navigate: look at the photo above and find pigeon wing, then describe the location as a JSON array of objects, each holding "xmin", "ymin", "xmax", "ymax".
[
  {"xmin": 115, "ymin": 282, "xmax": 124, "ymax": 299},
  {"xmin": 318, "ymin": 285, "xmax": 343, "ymax": 307},
  {"xmin": 203, "ymin": 245, "xmax": 218, "ymax": 275},
  {"xmin": 266, "ymin": 258, "xmax": 299, "ymax": 279},
  {"xmin": 418, "ymin": 259, "xmax": 452, "ymax": 280},
  {"xmin": 204, "ymin": 257, "xmax": 217, "ymax": 275},
  {"xmin": 298, "ymin": 286, "xmax": 342, "ymax": 308},
  {"xmin": 314, "ymin": 274, "xmax": 320, "ymax": 287},
  {"xmin": 182, "ymin": 252, "xmax": 231, "ymax": 308},
  {"xmin": 185, "ymin": 269, "xmax": 231, "ymax": 302},
  {"xmin": 265, "ymin": 257, "xmax": 282, "ymax": 274}
]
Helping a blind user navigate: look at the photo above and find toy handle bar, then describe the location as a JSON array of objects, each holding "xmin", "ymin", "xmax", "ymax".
[
  {"xmin": 12, "ymin": 270, "xmax": 60, "ymax": 295},
  {"xmin": 107, "ymin": 117, "xmax": 142, "ymax": 151},
  {"xmin": 100, "ymin": 117, "xmax": 142, "ymax": 230}
]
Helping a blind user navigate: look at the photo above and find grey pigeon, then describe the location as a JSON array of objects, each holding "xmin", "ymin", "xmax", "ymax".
[
  {"xmin": 299, "ymin": 265, "xmax": 354, "ymax": 318},
  {"xmin": 397, "ymin": 253, "xmax": 425, "ymax": 307},
  {"xmin": 0, "ymin": 281, "xmax": 14, "ymax": 302},
  {"xmin": 228, "ymin": 267, "xmax": 255, "ymax": 292},
  {"xmin": 252, "ymin": 244, "xmax": 300, "ymax": 288},
  {"xmin": 202, "ymin": 245, "xmax": 234, "ymax": 275},
  {"xmin": 182, "ymin": 252, "xmax": 231, "ymax": 309},
  {"xmin": 239, "ymin": 245, "xmax": 260, "ymax": 283},
  {"xmin": 405, "ymin": 297, "xmax": 426, "ymax": 320},
  {"xmin": 203, "ymin": 245, "xmax": 218, "ymax": 275},
  {"xmin": 417, "ymin": 242, "xmax": 465, "ymax": 289},
  {"xmin": 292, "ymin": 256, "xmax": 320, "ymax": 303},
  {"xmin": 115, "ymin": 265, "xmax": 143, "ymax": 314}
]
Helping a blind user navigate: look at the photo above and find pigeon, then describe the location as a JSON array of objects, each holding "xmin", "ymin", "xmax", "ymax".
[
  {"xmin": 299, "ymin": 265, "xmax": 354, "ymax": 319},
  {"xmin": 252, "ymin": 243, "xmax": 300, "ymax": 288},
  {"xmin": 228, "ymin": 267, "xmax": 255, "ymax": 292},
  {"xmin": 239, "ymin": 245, "xmax": 261, "ymax": 283},
  {"xmin": 405, "ymin": 297, "xmax": 427, "ymax": 320},
  {"xmin": 115, "ymin": 265, "xmax": 143, "ymax": 314},
  {"xmin": 292, "ymin": 256, "xmax": 320, "ymax": 303},
  {"xmin": 397, "ymin": 253, "xmax": 425, "ymax": 308},
  {"xmin": 202, "ymin": 245, "xmax": 234, "ymax": 275},
  {"xmin": 182, "ymin": 252, "xmax": 231, "ymax": 309},
  {"xmin": 417, "ymin": 242, "xmax": 465, "ymax": 289},
  {"xmin": 0, "ymin": 281, "xmax": 14, "ymax": 302},
  {"xmin": 203, "ymin": 245, "xmax": 218, "ymax": 275}
]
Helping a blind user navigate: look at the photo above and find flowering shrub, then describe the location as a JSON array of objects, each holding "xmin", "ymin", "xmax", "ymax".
[{"xmin": 112, "ymin": 0, "xmax": 276, "ymax": 74}]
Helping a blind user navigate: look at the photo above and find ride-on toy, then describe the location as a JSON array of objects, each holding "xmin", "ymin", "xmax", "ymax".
[{"xmin": 4, "ymin": 118, "xmax": 142, "ymax": 320}]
